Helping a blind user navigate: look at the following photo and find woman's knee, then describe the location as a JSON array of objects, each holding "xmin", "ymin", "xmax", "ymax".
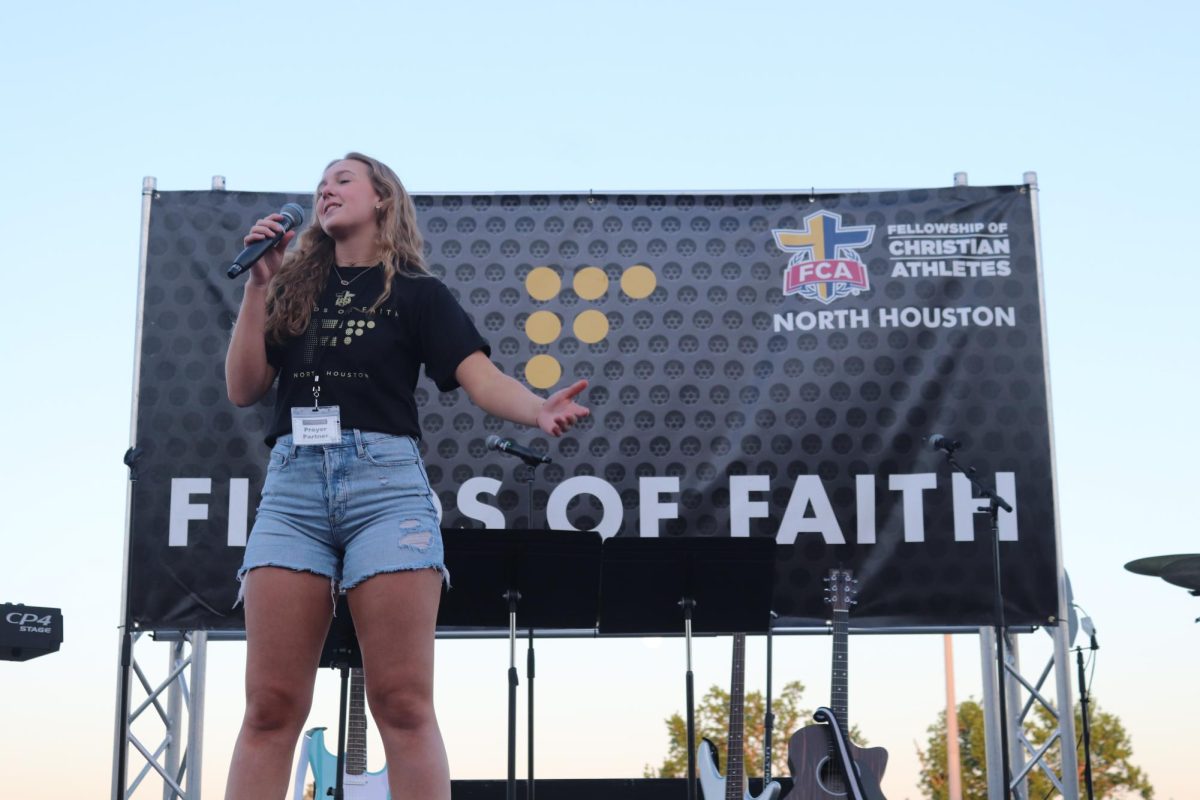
[
  {"xmin": 368, "ymin": 683, "xmax": 434, "ymax": 733},
  {"xmin": 243, "ymin": 684, "xmax": 312, "ymax": 734}
]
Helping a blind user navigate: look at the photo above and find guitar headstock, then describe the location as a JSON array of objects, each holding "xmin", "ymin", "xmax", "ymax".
[{"xmin": 823, "ymin": 569, "xmax": 858, "ymax": 614}]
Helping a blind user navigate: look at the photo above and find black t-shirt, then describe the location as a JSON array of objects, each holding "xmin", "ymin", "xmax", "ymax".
[{"xmin": 264, "ymin": 267, "xmax": 490, "ymax": 445}]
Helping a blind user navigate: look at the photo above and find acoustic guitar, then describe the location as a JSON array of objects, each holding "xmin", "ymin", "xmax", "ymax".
[{"xmin": 784, "ymin": 570, "xmax": 887, "ymax": 800}]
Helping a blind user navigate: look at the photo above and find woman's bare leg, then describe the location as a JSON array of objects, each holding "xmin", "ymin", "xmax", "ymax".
[
  {"xmin": 349, "ymin": 568, "xmax": 448, "ymax": 800},
  {"xmin": 224, "ymin": 567, "xmax": 333, "ymax": 799}
]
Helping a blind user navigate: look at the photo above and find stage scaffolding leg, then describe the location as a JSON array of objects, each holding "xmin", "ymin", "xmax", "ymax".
[
  {"xmin": 1007, "ymin": 636, "xmax": 1027, "ymax": 800},
  {"xmin": 979, "ymin": 626, "xmax": 1079, "ymax": 800},
  {"xmin": 186, "ymin": 632, "xmax": 208, "ymax": 800},
  {"xmin": 164, "ymin": 641, "xmax": 184, "ymax": 799},
  {"xmin": 112, "ymin": 629, "xmax": 135, "ymax": 800},
  {"xmin": 1051, "ymin": 624, "xmax": 1080, "ymax": 796},
  {"xmin": 980, "ymin": 627, "xmax": 1005, "ymax": 800},
  {"xmin": 111, "ymin": 630, "xmax": 209, "ymax": 800}
]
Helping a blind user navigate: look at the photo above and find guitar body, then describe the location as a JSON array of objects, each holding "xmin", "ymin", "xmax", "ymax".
[
  {"xmin": 697, "ymin": 634, "xmax": 782, "ymax": 800},
  {"xmin": 784, "ymin": 571, "xmax": 888, "ymax": 800},
  {"xmin": 698, "ymin": 738, "xmax": 782, "ymax": 800},
  {"xmin": 783, "ymin": 724, "xmax": 887, "ymax": 800},
  {"xmin": 294, "ymin": 727, "xmax": 391, "ymax": 800},
  {"xmin": 293, "ymin": 668, "xmax": 390, "ymax": 800}
]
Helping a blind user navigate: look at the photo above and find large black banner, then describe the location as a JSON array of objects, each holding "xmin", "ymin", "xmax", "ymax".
[{"xmin": 126, "ymin": 185, "xmax": 1058, "ymax": 631}]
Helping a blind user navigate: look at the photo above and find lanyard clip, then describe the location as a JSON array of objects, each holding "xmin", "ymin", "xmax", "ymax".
[{"xmin": 312, "ymin": 374, "xmax": 321, "ymax": 410}]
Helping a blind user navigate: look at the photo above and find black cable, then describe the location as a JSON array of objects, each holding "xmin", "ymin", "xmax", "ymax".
[{"xmin": 1036, "ymin": 604, "xmax": 1098, "ymax": 800}]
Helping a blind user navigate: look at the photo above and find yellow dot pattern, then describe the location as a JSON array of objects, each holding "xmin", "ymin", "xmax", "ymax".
[
  {"xmin": 526, "ymin": 267, "xmax": 562, "ymax": 301},
  {"xmin": 621, "ymin": 264, "xmax": 656, "ymax": 299},
  {"xmin": 573, "ymin": 267, "xmax": 609, "ymax": 300},
  {"xmin": 525, "ymin": 354, "xmax": 562, "ymax": 389},
  {"xmin": 525, "ymin": 311, "xmax": 562, "ymax": 345},
  {"xmin": 342, "ymin": 319, "xmax": 374, "ymax": 345},
  {"xmin": 523, "ymin": 265, "xmax": 654, "ymax": 389},
  {"xmin": 573, "ymin": 309, "xmax": 608, "ymax": 344}
]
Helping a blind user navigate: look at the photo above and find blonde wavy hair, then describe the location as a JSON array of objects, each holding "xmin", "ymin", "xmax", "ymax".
[{"xmin": 265, "ymin": 152, "xmax": 429, "ymax": 342}]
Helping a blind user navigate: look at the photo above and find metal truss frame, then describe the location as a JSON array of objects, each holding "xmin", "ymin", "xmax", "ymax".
[
  {"xmin": 112, "ymin": 630, "xmax": 209, "ymax": 800},
  {"xmin": 980, "ymin": 625, "xmax": 1079, "ymax": 800}
]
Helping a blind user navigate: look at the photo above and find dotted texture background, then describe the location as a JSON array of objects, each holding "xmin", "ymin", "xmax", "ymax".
[{"xmin": 128, "ymin": 186, "xmax": 1057, "ymax": 631}]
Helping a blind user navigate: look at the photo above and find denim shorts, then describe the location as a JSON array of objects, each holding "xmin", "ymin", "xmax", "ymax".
[{"xmin": 238, "ymin": 430, "xmax": 446, "ymax": 595}]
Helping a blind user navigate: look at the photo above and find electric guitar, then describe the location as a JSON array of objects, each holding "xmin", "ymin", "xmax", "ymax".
[
  {"xmin": 698, "ymin": 633, "xmax": 782, "ymax": 800},
  {"xmin": 783, "ymin": 570, "xmax": 888, "ymax": 800},
  {"xmin": 292, "ymin": 668, "xmax": 390, "ymax": 800}
]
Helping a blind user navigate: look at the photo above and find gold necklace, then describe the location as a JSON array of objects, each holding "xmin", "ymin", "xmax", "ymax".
[{"xmin": 333, "ymin": 264, "xmax": 376, "ymax": 287}]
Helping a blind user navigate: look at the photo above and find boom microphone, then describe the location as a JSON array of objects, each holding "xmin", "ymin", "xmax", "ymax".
[
  {"xmin": 485, "ymin": 435, "xmax": 552, "ymax": 466},
  {"xmin": 926, "ymin": 433, "xmax": 962, "ymax": 453},
  {"xmin": 225, "ymin": 203, "xmax": 305, "ymax": 279}
]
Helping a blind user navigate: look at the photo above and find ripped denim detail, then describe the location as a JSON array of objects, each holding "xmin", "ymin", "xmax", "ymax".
[{"xmin": 397, "ymin": 520, "xmax": 435, "ymax": 550}]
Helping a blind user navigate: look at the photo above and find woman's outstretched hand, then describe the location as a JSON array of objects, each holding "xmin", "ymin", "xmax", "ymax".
[{"xmin": 536, "ymin": 379, "xmax": 590, "ymax": 436}]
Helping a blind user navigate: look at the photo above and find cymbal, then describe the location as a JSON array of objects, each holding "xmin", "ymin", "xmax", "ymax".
[
  {"xmin": 1161, "ymin": 559, "xmax": 1200, "ymax": 592},
  {"xmin": 1124, "ymin": 554, "xmax": 1200, "ymax": 577}
]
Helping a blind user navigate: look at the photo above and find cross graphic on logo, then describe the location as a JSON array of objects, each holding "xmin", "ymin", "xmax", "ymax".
[{"xmin": 773, "ymin": 211, "xmax": 875, "ymax": 305}]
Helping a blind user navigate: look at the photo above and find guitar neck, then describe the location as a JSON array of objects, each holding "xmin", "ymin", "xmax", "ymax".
[
  {"xmin": 346, "ymin": 668, "xmax": 368, "ymax": 776},
  {"xmin": 726, "ymin": 633, "xmax": 746, "ymax": 800},
  {"xmin": 830, "ymin": 607, "xmax": 849, "ymax": 735}
]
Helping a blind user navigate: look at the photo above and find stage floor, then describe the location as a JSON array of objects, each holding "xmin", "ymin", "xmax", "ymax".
[{"xmin": 451, "ymin": 777, "xmax": 792, "ymax": 798}]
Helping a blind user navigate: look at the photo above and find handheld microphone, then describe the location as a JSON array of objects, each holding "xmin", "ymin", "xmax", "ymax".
[
  {"xmin": 926, "ymin": 433, "xmax": 962, "ymax": 453},
  {"xmin": 226, "ymin": 203, "xmax": 305, "ymax": 279},
  {"xmin": 485, "ymin": 435, "xmax": 552, "ymax": 466}
]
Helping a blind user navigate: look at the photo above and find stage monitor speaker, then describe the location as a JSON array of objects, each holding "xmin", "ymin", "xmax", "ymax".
[{"xmin": 1, "ymin": 603, "xmax": 63, "ymax": 662}]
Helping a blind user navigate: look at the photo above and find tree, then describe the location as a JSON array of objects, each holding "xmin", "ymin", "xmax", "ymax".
[
  {"xmin": 646, "ymin": 680, "xmax": 807, "ymax": 779},
  {"xmin": 1026, "ymin": 700, "xmax": 1153, "ymax": 800},
  {"xmin": 646, "ymin": 680, "xmax": 867, "ymax": 780},
  {"xmin": 916, "ymin": 699, "xmax": 992, "ymax": 800},
  {"xmin": 916, "ymin": 697, "xmax": 1153, "ymax": 800}
]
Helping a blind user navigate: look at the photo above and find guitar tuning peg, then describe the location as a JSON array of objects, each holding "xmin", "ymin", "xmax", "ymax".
[{"xmin": 823, "ymin": 597, "xmax": 831, "ymax": 604}]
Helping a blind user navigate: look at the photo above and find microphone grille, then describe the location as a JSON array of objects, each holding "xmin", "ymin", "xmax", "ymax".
[{"xmin": 280, "ymin": 203, "xmax": 305, "ymax": 227}]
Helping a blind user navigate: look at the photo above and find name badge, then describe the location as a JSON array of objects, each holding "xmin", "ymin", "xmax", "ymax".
[{"xmin": 291, "ymin": 406, "xmax": 342, "ymax": 445}]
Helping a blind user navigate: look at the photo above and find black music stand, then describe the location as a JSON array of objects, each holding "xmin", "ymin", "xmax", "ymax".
[
  {"xmin": 318, "ymin": 594, "xmax": 363, "ymax": 800},
  {"xmin": 597, "ymin": 536, "xmax": 777, "ymax": 800},
  {"xmin": 439, "ymin": 529, "xmax": 603, "ymax": 800}
]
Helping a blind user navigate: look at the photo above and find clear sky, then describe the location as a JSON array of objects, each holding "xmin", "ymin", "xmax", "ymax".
[{"xmin": 1, "ymin": 2, "xmax": 1197, "ymax": 799}]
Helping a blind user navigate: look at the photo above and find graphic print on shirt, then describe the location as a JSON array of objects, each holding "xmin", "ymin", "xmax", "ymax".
[{"xmin": 295, "ymin": 292, "xmax": 381, "ymax": 378}]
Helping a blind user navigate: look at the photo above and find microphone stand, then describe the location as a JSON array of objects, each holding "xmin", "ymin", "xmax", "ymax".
[
  {"xmin": 1074, "ymin": 630, "xmax": 1098, "ymax": 800},
  {"xmin": 519, "ymin": 462, "xmax": 541, "ymax": 800},
  {"xmin": 938, "ymin": 443, "xmax": 1015, "ymax": 800},
  {"xmin": 513, "ymin": 455, "xmax": 547, "ymax": 800},
  {"xmin": 518, "ymin": 463, "xmax": 539, "ymax": 531},
  {"xmin": 764, "ymin": 611, "xmax": 778, "ymax": 784}
]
